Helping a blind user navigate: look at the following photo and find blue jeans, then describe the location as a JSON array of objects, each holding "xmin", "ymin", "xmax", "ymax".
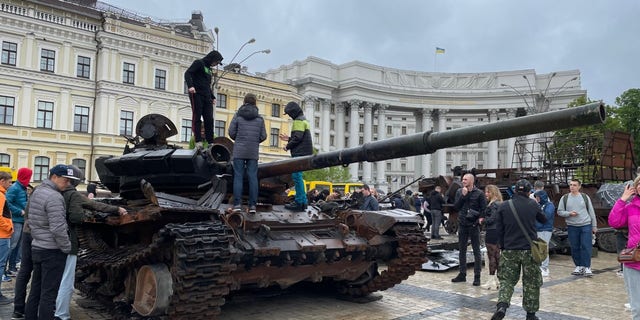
[
  {"xmin": 8, "ymin": 221, "xmax": 22, "ymax": 270},
  {"xmin": 0, "ymin": 238, "xmax": 9, "ymax": 281},
  {"xmin": 233, "ymin": 158, "xmax": 258, "ymax": 207},
  {"xmin": 55, "ymin": 254, "xmax": 77, "ymax": 320},
  {"xmin": 624, "ymin": 266, "xmax": 640, "ymax": 320},
  {"xmin": 537, "ymin": 230, "xmax": 552, "ymax": 270},
  {"xmin": 292, "ymin": 171, "xmax": 307, "ymax": 205},
  {"xmin": 567, "ymin": 224, "xmax": 593, "ymax": 268},
  {"xmin": 25, "ymin": 248, "xmax": 67, "ymax": 320}
]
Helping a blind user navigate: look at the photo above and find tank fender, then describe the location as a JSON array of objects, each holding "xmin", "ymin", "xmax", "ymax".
[{"xmin": 356, "ymin": 209, "xmax": 424, "ymax": 235}]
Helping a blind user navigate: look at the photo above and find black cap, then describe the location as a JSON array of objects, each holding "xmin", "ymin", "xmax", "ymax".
[{"xmin": 515, "ymin": 179, "xmax": 532, "ymax": 193}]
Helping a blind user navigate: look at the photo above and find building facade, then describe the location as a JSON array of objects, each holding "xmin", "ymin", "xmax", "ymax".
[
  {"xmin": 0, "ymin": 0, "xmax": 294, "ymax": 186},
  {"xmin": 262, "ymin": 57, "xmax": 586, "ymax": 192}
]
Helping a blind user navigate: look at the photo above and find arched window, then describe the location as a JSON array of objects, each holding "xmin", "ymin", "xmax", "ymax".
[{"xmin": 34, "ymin": 156, "xmax": 50, "ymax": 181}]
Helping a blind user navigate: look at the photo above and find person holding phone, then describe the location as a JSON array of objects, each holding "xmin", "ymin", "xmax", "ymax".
[{"xmin": 608, "ymin": 176, "xmax": 640, "ymax": 320}]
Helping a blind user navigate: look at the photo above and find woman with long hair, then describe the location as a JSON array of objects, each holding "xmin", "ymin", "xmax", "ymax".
[{"xmin": 483, "ymin": 184, "xmax": 503, "ymax": 290}]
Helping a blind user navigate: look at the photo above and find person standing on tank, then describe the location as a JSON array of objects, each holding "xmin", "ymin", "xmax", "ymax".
[
  {"xmin": 228, "ymin": 93, "xmax": 267, "ymax": 214},
  {"xmin": 279, "ymin": 101, "xmax": 313, "ymax": 211},
  {"xmin": 184, "ymin": 50, "xmax": 223, "ymax": 148}
]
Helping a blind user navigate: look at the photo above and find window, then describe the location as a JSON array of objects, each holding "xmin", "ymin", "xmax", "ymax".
[
  {"xmin": 478, "ymin": 118, "xmax": 484, "ymax": 122},
  {"xmin": 401, "ymin": 163, "xmax": 407, "ymax": 171},
  {"xmin": 330, "ymin": 120, "xmax": 335, "ymax": 131},
  {"xmin": 34, "ymin": 156, "xmax": 50, "ymax": 182},
  {"xmin": 329, "ymin": 135, "xmax": 334, "ymax": 146},
  {"xmin": 77, "ymin": 56, "xmax": 90, "ymax": 78},
  {"xmin": 72, "ymin": 159, "xmax": 86, "ymax": 180},
  {"xmin": 401, "ymin": 176, "xmax": 406, "ymax": 184},
  {"xmin": 73, "ymin": 106, "xmax": 90, "ymax": 132},
  {"xmin": 462, "ymin": 153, "xmax": 468, "ymax": 161},
  {"xmin": 359, "ymin": 124, "xmax": 364, "ymax": 132},
  {"xmin": 1, "ymin": 41, "xmax": 17, "ymax": 66},
  {"xmin": 314, "ymin": 117, "xmax": 320, "ymax": 128},
  {"xmin": 37, "ymin": 101, "xmax": 54, "ymax": 129},
  {"xmin": 0, "ymin": 154, "xmax": 9, "ymax": 167},
  {"xmin": 358, "ymin": 163, "xmax": 363, "ymax": 170},
  {"xmin": 181, "ymin": 119, "xmax": 192, "ymax": 142},
  {"xmin": 120, "ymin": 110, "xmax": 134, "ymax": 136},
  {"xmin": 216, "ymin": 93, "xmax": 227, "ymax": 108},
  {"xmin": 270, "ymin": 128, "xmax": 279, "ymax": 147},
  {"xmin": 373, "ymin": 125, "xmax": 377, "ymax": 134},
  {"xmin": 387, "ymin": 126, "xmax": 392, "ymax": 135},
  {"xmin": 271, "ymin": 103, "xmax": 280, "ymax": 117},
  {"xmin": 314, "ymin": 103, "xmax": 319, "ymax": 112},
  {"xmin": 154, "ymin": 69, "xmax": 166, "ymax": 90},
  {"xmin": 477, "ymin": 152, "xmax": 484, "ymax": 161},
  {"xmin": 386, "ymin": 163, "xmax": 391, "ymax": 171},
  {"xmin": 0, "ymin": 96, "xmax": 14, "ymax": 125},
  {"xmin": 462, "ymin": 118, "xmax": 468, "ymax": 122},
  {"xmin": 215, "ymin": 120, "xmax": 226, "ymax": 138},
  {"xmin": 314, "ymin": 133, "xmax": 320, "ymax": 143},
  {"xmin": 401, "ymin": 126, "xmax": 407, "ymax": 135},
  {"xmin": 122, "ymin": 62, "xmax": 135, "ymax": 84},
  {"xmin": 40, "ymin": 49, "xmax": 55, "ymax": 72},
  {"xmin": 358, "ymin": 137, "xmax": 363, "ymax": 144},
  {"xmin": 344, "ymin": 137, "xmax": 349, "ymax": 146}
]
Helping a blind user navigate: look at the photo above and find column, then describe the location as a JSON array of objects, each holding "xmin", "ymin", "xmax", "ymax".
[
  {"xmin": 97, "ymin": 45, "xmax": 110, "ymax": 82},
  {"xmin": 304, "ymin": 96, "xmax": 316, "ymax": 137},
  {"xmin": 320, "ymin": 99, "xmax": 331, "ymax": 152},
  {"xmin": 421, "ymin": 109, "xmax": 433, "ymax": 177},
  {"xmin": 348, "ymin": 99, "xmax": 361, "ymax": 181},
  {"xmin": 61, "ymin": 41, "xmax": 72, "ymax": 76},
  {"xmin": 24, "ymin": 32, "xmax": 36, "ymax": 70},
  {"xmin": 505, "ymin": 109, "xmax": 517, "ymax": 168},
  {"xmin": 141, "ymin": 56, "xmax": 151, "ymax": 88},
  {"xmin": 487, "ymin": 108, "xmax": 499, "ymax": 168},
  {"xmin": 435, "ymin": 108, "xmax": 448, "ymax": 175},
  {"xmin": 59, "ymin": 88, "xmax": 70, "ymax": 130},
  {"xmin": 376, "ymin": 104, "xmax": 388, "ymax": 190},
  {"xmin": 362, "ymin": 102, "xmax": 374, "ymax": 183},
  {"xmin": 336, "ymin": 103, "xmax": 346, "ymax": 149},
  {"xmin": 19, "ymin": 82, "xmax": 34, "ymax": 127}
]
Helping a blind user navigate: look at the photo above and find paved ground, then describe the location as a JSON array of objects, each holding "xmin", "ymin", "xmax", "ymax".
[{"xmin": 0, "ymin": 233, "xmax": 629, "ymax": 319}]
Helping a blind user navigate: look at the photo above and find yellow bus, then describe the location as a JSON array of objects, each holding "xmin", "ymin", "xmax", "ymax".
[
  {"xmin": 0, "ymin": 167, "xmax": 17, "ymax": 181},
  {"xmin": 287, "ymin": 180, "xmax": 333, "ymax": 197},
  {"xmin": 332, "ymin": 182, "xmax": 364, "ymax": 196}
]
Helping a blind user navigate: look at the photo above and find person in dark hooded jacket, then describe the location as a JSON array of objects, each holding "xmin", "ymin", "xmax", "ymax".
[
  {"xmin": 184, "ymin": 50, "xmax": 223, "ymax": 147},
  {"xmin": 229, "ymin": 93, "xmax": 267, "ymax": 214},
  {"xmin": 279, "ymin": 101, "xmax": 313, "ymax": 211}
]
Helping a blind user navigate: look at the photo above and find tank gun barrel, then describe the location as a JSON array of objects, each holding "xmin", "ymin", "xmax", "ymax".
[{"xmin": 258, "ymin": 102, "xmax": 605, "ymax": 178}]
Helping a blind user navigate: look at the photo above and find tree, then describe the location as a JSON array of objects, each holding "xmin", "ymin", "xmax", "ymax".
[
  {"xmin": 615, "ymin": 88, "xmax": 640, "ymax": 158},
  {"xmin": 303, "ymin": 166, "xmax": 351, "ymax": 182}
]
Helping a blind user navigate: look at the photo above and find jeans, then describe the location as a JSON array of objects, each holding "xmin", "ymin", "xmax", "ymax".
[
  {"xmin": 624, "ymin": 266, "xmax": 640, "ymax": 320},
  {"xmin": 537, "ymin": 230, "xmax": 552, "ymax": 271},
  {"xmin": 0, "ymin": 238, "xmax": 9, "ymax": 292},
  {"xmin": 292, "ymin": 171, "xmax": 307, "ymax": 205},
  {"xmin": 458, "ymin": 224, "xmax": 482, "ymax": 276},
  {"xmin": 233, "ymin": 158, "xmax": 259, "ymax": 207},
  {"xmin": 25, "ymin": 248, "xmax": 67, "ymax": 320},
  {"xmin": 8, "ymin": 222, "xmax": 22, "ymax": 270},
  {"xmin": 13, "ymin": 232, "xmax": 32, "ymax": 314},
  {"xmin": 567, "ymin": 224, "xmax": 593, "ymax": 268},
  {"xmin": 430, "ymin": 210, "xmax": 442, "ymax": 238},
  {"xmin": 55, "ymin": 254, "xmax": 77, "ymax": 320}
]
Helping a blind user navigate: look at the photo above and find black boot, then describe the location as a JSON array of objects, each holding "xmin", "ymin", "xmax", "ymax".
[
  {"xmin": 526, "ymin": 313, "xmax": 539, "ymax": 320},
  {"xmin": 472, "ymin": 274, "xmax": 481, "ymax": 286},
  {"xmin": 491, "ymin": 303, "xmax": 508, "ymax": 320},
  {"xmin": 451, "ymin": 273, "xmax": 466, "ymax": 282}
]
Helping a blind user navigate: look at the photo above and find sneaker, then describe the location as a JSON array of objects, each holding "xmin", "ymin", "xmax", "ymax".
[
  {"xmin": 249, "ymin": 206, "xmax": 257, "ymax": 214},
  {"xmin": 540, "ymin": 267, "xmax": 549, "ymax": 277},
  {"xmin": 195, "ymin": 141, "xmax": 204, "ymax": 149},
  {"xmin": 0, "ymin": 295, "xmax": 11, "ymax": 305},
  {"xmin": 1, "ymin": 275, "xmax": 11, "ymax": 282},
  {"xmin": 284, "ymin": 202, "xmax": 307, "ymax": 212},
  {"xmin": 571, "ymin": 266, "xmax": 585, "ymax": 276},
  {"xmin": 616, "ymin": 269, "xmax": 624, "ymax": 278},
  {"xmin": 583, "ymin": 267, "xmax": 593, "ymax": 277},
  {"xmin": 232, "ymin": 205, "xmax": 242, "ymax": 213},
  {"xmin": 12, "ymin": 311, "xmax": 25, "ymax": 319},
  {"xmin": 5, "ymin": 269, "xmax": 17, "ymax": 277}
]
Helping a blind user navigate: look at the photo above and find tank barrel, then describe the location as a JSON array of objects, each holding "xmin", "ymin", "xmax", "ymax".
[{"xmin": 258, "ymin": 102, "xmax": 605, "ymax": 178}]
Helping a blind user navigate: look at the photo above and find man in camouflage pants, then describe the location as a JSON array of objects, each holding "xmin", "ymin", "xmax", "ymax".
[{"xmin": 492, "ymin": 180, "xmax": 547, "ymax": 320}]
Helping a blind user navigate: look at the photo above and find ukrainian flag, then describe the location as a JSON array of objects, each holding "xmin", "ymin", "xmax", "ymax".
[{"xmin": 435, "ymin": 47, "xmax": 445, "ymax": 54}]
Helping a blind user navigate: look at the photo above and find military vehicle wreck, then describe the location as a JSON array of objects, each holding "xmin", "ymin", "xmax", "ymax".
[{"xmin": 78, "ymin": 103, "xmax": 605, "ymax": 319}]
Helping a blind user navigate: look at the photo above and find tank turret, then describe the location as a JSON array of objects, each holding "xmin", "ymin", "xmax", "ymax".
[{"xmin": 84, "ymin": 102, "xmax": 604, "ymax": 319}]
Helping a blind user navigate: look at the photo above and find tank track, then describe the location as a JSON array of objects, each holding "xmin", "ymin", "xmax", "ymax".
[
  {"xmin": 339, "ymin": 224, "xmax": 428, "ymax": 296},
  {"xmin": 76, "ymin": 221, "xmax": 235, "ymax": 319}
]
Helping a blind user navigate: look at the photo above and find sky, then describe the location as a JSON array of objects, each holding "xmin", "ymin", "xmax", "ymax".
[{"xmin": 101, "ymin": 0, "xmax": 639, "ymax": 106}]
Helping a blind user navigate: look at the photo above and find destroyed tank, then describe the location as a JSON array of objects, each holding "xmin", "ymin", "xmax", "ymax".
[{"xmin": 79, "ymin": 102, "xmax": 605, "ymax": 319}]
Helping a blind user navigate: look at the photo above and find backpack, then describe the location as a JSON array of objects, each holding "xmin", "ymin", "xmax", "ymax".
[
  {"xmin": 403, "ymin": 196, "xmax": 416, "ymax": 211},
  {"xmin": 560, "ymin": 193, "xmax": 590, "ymax": 212}
]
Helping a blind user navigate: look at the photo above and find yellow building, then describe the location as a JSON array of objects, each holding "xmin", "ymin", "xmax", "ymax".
[{"xmin": 0, "ymin": 0, "xmax": 295, "ymax": 186}]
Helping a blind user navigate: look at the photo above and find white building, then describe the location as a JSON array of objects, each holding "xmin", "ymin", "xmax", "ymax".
[{"xmin": 263, "ymin": 57, "xmax": 586, "ymax": 192}]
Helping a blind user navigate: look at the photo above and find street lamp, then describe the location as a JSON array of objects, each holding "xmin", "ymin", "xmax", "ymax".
[
  {"xmin": 212, "ymin": 37, "xmax": 256, "ymax": 90},
  {"xmin": 237, "ymin": 49, "xmax": 271, "ymax": 66},
  {"xmin": 500, "ymin": 83, "xmax": 533, "ymax": 111}
]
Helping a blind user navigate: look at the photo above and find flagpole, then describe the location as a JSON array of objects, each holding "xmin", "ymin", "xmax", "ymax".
[{"xmin": 434, "ymin": 51, "xmax": 437, "ymax": 72}]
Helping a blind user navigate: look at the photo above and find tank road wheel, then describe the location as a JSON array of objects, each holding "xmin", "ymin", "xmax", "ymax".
[
  {"xmin": 132, "ymin": 264, "xmax": 173, "ymax": 316},
  {"xmin": 596, "ymin": 231, "xmax": 618, "ymax": 253}
]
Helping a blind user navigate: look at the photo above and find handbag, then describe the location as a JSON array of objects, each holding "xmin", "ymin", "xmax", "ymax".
[
  {"xmin": 508, "ymin": 200, "xmax": 548, "ymax": 264},
  {"xmin": 618, "ymin": 242, "xmax": 640, "ymax": 263}
]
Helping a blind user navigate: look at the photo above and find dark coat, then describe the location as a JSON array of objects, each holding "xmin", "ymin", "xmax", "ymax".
[
  {"xmin": 454, "ymin": 187, "xmax": 487, "ymax": 227},
  {"xmin": 428, "ymin": 190, "xmax": 445, "ymax": 210},
  {"xmin": 229, "ymin": 104, "xmax": 267, "ymax": 160},
  {"xmin": 495, "ymin": 194, "xmax": 546, "ymax": 250},
  {"xmin": 184, "ymin": 51, "xmax": 222, "ymax": 99},
  {"xmin": 284, "ymin": 102, "xmax": 313, "ymax": 157}
]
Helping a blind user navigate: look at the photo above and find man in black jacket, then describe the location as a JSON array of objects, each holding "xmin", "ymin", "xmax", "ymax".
[
  {"xmin": 428, "ymin": 186, "xmax": 445, "ymax": 239},
  {"xmin": 451, "ymin": 173, "xmax": 486, "ymax": 286},
  {"xmin": 228, "ymin": 93, "xmax": 267, "ymax": 214},
  {"xmin": 491, "ymin": 179, "xmax": 546, "ymax": 320},
  {"xmin": 184, "ymin": 50, "xmax": 223, "ymax": 148}
]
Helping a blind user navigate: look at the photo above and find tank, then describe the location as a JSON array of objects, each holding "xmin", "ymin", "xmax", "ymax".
[{"xmin": 80, "ymin": 102, "xmax": 605, "ymax": 319}]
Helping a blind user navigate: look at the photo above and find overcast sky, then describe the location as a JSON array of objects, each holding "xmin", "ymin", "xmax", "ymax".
[{"xmin": 102, "ymin": 0, "xmax": 638, "ymax": 106}]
